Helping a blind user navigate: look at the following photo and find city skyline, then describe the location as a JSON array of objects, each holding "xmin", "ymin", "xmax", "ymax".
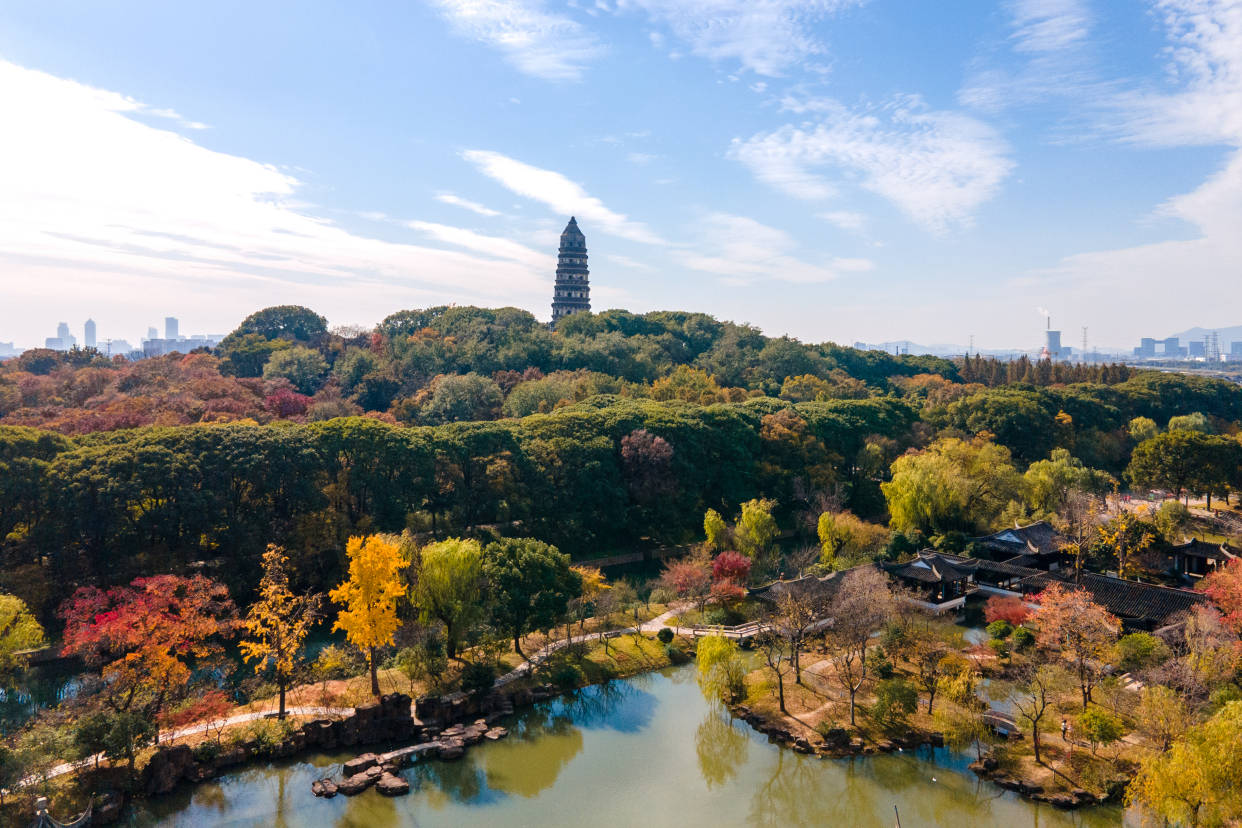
[{"xmin": 2, "ymin": 1, "xmax": 1241, "ymax": 349}]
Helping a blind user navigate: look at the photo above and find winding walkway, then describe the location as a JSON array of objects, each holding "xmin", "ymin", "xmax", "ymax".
[{"xmin": 28, "ymin": 609, "xmax": 691, "ymax": 788}]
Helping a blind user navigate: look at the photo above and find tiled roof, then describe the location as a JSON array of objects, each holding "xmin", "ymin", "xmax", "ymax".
[
  {"xmin": 750, "ymin": 571, "xmax": 845, "ymax": 604},
  {"xmin": 1169, "ymin": 539, "xmax": 1233, "ymax": 560},
  {"xmin": 886, "ymin": 552, "xmax": 978, "ymax": 583},
  {"xmin": 975, "ymin": 521, "xmax": 1067, "ymax": 557},
  {"xmin": 1021, "ymin": 571, "xmax": 1206, "ymax": 626}
]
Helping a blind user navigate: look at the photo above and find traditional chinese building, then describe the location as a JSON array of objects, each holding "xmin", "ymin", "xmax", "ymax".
[{"xmin": 551, "ymin": 217, "xmax": 590, "ymax": 324}]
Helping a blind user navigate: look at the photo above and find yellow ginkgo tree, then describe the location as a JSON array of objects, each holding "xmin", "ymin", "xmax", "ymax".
[
  {"xmin": 240, "ymin": 544, "xmax": 321, "ymax": 718},
  {"xmin": 330, "ymin": 535, "xmax": 408, "ymax": 698}
]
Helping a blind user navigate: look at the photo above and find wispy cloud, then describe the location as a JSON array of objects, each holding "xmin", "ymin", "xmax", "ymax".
[
  {"xmin": 1008, "ymin": 0, "xmax": 1090, "ymax": 54},
  {"xmin": 0, "ymin": 59, "xmax": 548, "ymax": 342},
  {"xmin": 408, "ymin": 220, "xmax": 548, "ymax": 266},
  {"xmin": 677, "ymin": 212, "xmax": 872, "ymax": 284},
  {"xmin": 435, "ymin": 192, "xmax": 502, "ymax": 216},
  {"xmin": 461, "ymin": 149, "xmax": 664, "ymax": 243},
  {"xmin": 730, "ymin": 95, "xmax": 1013, "ymax": 232},
  {"xmin": 1012, "ymin": 0, "xmax": 1242, "ymax": 341},
  {"xmin": 622, "ymin": 0, "xmax": 863, "ymax": 76},
  {"xmin": 817, "ymin": 210, "xmax": 867, "ymax": 232},
  {"xmin": 428, "ymin": 0, "xmax": 602, "ymax": 81}
]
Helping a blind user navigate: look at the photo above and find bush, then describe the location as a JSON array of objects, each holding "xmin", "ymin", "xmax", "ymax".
[
  {"xmin": 703, "ymin": 606, "xmax": 731, "ymax": 625},
  {"xmin": 986, "ymin": 620, "xmax": 1013, "ymax": 640},
  {"xmin": 460, "ymin": 661, "xmax": 496, "ymax": 694},
  {"xmin": 1115, "ymin": 632, "xmax": 1164, "ymax": 672},
  {"xmin": 551, "ymin": 662, "xmax": 585, "ymax": 690},
  {"xmin": 872, "ymin": 655, "xmax": 895, "ymax": 680},
  {"xmin": 1011, "ymin": 626, "xmax": 1035, "ymax": 651},
  {"xmin": 988, "ymin": 638, "xmax": 1010, "ymax": 660},
  {"xmin": 665, "ymin": 644, "xmax": 689, "ymax": 664},
  {"xmin": 247, "ymin": 718, "xmax": 298, "ymax": 757},
  {"xmin": 192, "ymin": 740, "xmax": 223, "ymax": 763},
  {"xmin": 656, "ymin": 627, "xmax": 675, "ymax": 644},
  {"xmin": 873, "ymin": 678, "xmax": 918, "ymax": 728},
  {"xmin": 1077, "ymin": 708, "xmax": 1125, "ymax": 754},
  {"xmin": 1209, "ymin": 684, "xmax": 1242, "ymax": 711}
]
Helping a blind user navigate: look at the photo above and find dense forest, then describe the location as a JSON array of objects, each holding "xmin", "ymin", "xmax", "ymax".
[{"xmin": 3, "ymin": 304, "xmax": 1241, "ymax": 623}]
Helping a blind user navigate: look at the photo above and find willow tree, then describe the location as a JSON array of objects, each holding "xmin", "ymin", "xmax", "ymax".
[
  {"xmin": 241, "ymin": 545, "xmax": 321, "ymax": 717},
  {"xmin": 412, "ymin": 538, "xmax": 484, "ymax": 660},
  {"xmin": 330, "ymin": 535, "xmax": 408, "ymax": 697}
]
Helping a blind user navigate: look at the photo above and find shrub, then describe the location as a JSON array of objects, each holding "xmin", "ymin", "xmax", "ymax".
[
  {"xmin": 986, "ymin": 620, "xmax": 1013, "ymax": 640},
  {"xmin": 192, "ymin": 740, "xmax": 223, "ymax": 763},
  {"xmin": 1077, "ymin": 708, "xmax": 1125, "ymax": 754},
  {"xmin": 1115, "ymin": 632, "xmax": 1164, "ymax": 672},
  {"xmin": 873, "ymin": 678, "xmax": 918, "ymax": 728},
  {"xmin": 656, "ymin": 627, "xmax": 675, "ymax": 644},
  {"xmin": 665, "ymin": 644, "xmax": 689, "ymax": 664},
  {"xmin": 872, "ymin": 655, "xmax": 895, "ymax": 680},
  {"xmin": 551, "ymin": 663, "xmax": 585, "ymax": 690},
  {"xmin": 703, "ymin": 606, "xmax": 731, "ymax": 626},
  {"xmin": 984, "ymin": 594, "xmax": 1031, "ymax": 627},
  {"xmin": 988, "ymin": 638, "xmax": 1010, "ymax": 660},
  {"xmin": 247, "ymin": 718, "xmax": 297, "ymax": 757},
  {"xmin": 460, "ymin": 661, "xmax": 496, "ymax": 694},
  {"xmin": 1011, "ymin": 626, "xmax": 1036, "ymax": 651},
  {"xmin": 1209, "ymin": 684, "xmax": 1242, "ymax": 711}
]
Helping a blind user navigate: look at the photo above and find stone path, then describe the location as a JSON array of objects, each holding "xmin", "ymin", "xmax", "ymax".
[{"xmin": 28, "ymin": 609, "xmax": 692, "ymax": 789}]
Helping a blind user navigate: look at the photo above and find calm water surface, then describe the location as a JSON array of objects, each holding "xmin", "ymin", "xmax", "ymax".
[{"xmin": 125, "ymin": 665, "xmax": 1128, "ymax": 827}]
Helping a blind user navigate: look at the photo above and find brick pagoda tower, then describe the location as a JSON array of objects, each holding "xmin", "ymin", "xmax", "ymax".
[{"xmin": 551, "ymin": 217, "xmax": 590, "ymax": 324}]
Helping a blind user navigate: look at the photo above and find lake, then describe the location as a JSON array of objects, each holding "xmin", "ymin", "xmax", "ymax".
[{"xmin": 124, "ymin": 664, "xmax": 1129, "ymax": 827}]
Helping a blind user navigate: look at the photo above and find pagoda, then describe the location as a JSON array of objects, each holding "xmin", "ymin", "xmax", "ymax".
[{"xmin": 550, "ymin": 217, "xmax": 590, "ymax": 324}]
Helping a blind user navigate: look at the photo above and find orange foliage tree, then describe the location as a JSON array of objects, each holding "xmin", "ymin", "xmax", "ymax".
[
  {"xmin": 1032, "ymin": 583, "xmax": 1119, "ymax": 710},
  {"xmin": 60, "ymin": 575, "xmax": 239, "ymax": 735},
  {"xmin": 1202, "ymin": 559, "xmax": 1242, "ymax": 635}
]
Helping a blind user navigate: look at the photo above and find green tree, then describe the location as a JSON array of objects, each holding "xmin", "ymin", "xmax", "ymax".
[
  {"xmin": 1135, "ymin": 685, "xmax": 1193, "ymax": 751},
  {"xmin": 734, "ymin": 498, "xmax": 778, "ymax": 566},
  {"xmin": 1022, "ymin": 448, "xmax": 1112, "ymax": 515},
  {"xmin": 882, "ymin": 436, "xmax": 1022, "ymax": 535},
  {"xmin": 218, "ymin": 332, "xmax": 289, "ymax": 377},
  {"xmin": 1077, "ymin": 707, "xmax": 1124, "ymax": 754},
  {"xmin": 873, "ymin": 678, "xmax": 918, "ymax": 728},
  {"xmin": 1128, "ymin": 430, "xmax": 1215, "ymax": 503},
  {"xmin": 415, "ymin": 373, "xmax": 503, "ymax": 424},
  {"xmin": 263, "ymin": 346, "xmax": 329, "ymax": 395},
  {"xmin": 1128, "ymin": 701, "xmax": 1242, "ymax": 827},
  {"xmin": 74, "ymin": 710, "xmax": 156, "ymax": 772},
  {"xmin": 1167, "ymin": 412, "xmax": 1212, "ymax": 433},
  {"xmin": 1128, "ymin": 416, "xmax": 1159, "ymax": 444},
  {"xmin": 413, "ymin": 538, "xmax": 485, "ymax": 660},
  {"xmin": 0, "ymin": 593, "xmax": 45, "ymax": 688},
  {"xmin": 697, "ymin": 634, "xmax": 745, "ymax": 704},
  {"xmin": 482, "ymin": 538, "xmax": 581, "ymax": 659},
  {"xmin": 704, "ymin": 508, "xmax": 729, "ymax": 553},
  {"xmin": 225, "ymin": 304, "xmax": 328, "ymax": 343}
]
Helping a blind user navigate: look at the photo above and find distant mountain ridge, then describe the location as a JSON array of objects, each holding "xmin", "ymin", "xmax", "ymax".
[{"xmin": 1167, "ymin": 325, "xmax": 1242, "ymax": 346}]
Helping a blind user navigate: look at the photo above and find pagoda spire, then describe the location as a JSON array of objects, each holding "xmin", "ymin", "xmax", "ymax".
[{"xmin": 551, "ymin": 217, "xmax": 589, "ymax": 325}]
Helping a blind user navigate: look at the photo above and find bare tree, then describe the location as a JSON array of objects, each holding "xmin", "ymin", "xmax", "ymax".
[
  {"xmin": 758, "ymin": 631, "xmax": 794, "ymax": 714},
  {"xmin": 1010, "ymin": 662, "xmax": 1070, "ymax": 764},
  {"xmin": 785, "ymin": 544, "xmax": 822, "ymax": 579},
  {"xmin": 774, "ymin": 591, "xmax": 821, "ymax": 685},
  {"xmin": 824, "ymin": 567, "xmax": 895, "ymax": 726}
]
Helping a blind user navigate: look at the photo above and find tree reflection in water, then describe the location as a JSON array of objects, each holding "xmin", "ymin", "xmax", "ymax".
[{"xmin": 694, "ymin": 707, "xmax": 748, "ymax": 788}]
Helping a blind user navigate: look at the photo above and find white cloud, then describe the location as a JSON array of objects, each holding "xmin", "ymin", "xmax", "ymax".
[
  {"xmin": 1012, "ymin": 0, "xmax": 1242, "ymax": 342},
  {"xmin": 435, "ymin": 192, "xmax": 502, "ymax": 216},
  {"xmin": 407, "ymin": 220, "xmax": 549, "ymax": 268},
  {"xmin": 1008, "ymin": 0, "xmax": 1090, "ymax": 54},
  {"xmin": 817, "ymin": 210, "xmax": 867, "ymax": 232},
  {"xmin": 620, "ymin": 0, "xmax": 863, "ymax": 76},
  {"xmin": 606, "ymin": 253, "xmax": 654, "ymax": 270},
  {"xmin": 731, "ymin": 96, "xmax": 1013, "ymax": 232},
  {"xmin": 462, "ymin": 149, "xmax": 665, "ymax": 243},
  {"xmin": 0, "ymin": 60, "xmax": 550, "ymax": 344},
  {"xmin": 677, "ymin": 213, "xmax": 872, "ymax": 284},
  {"xmin": 429, "ymin": 0, "xmax": 602, "ymax": 81}
]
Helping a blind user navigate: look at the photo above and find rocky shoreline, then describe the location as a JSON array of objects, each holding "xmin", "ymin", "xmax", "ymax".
[{"xmin": 727, "ymin": 703, "xmax": 1117, "ymax": 811}]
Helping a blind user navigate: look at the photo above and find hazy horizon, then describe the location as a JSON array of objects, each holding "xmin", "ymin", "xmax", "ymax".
[{"xmin": 3, "ymin": 0, "xmax": 1241, "ymax": 350}]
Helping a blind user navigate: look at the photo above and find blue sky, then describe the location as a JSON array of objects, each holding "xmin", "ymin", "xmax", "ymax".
[{"xmin": 1, "ymin": 0, "xmax": 1240, "ymax": 351}]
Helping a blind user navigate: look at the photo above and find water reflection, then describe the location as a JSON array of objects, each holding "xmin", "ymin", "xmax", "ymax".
[
  {"xmin": 694, "ymin": 708, "xmax": 748, "ymax": 788},
  {"xmin": 126, "ymin": 665, "xmax": 1127, "ymax": 828}
]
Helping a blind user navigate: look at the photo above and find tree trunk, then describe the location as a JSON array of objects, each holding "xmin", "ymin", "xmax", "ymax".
[
  {"xmin": 1032, "ymin": 727, "xmax": 1041, "ymax": 764},
  {"xmin": 369, "ymin": 646, "xmax": 380, "ymax": 698},
  {"xmin": 514, "ymin": 632, "xmax": 525, "ymax": 660},
  {"xmin": 777, "ymin": 673, "xmax": 786, "ymax": 713},
  {"xmin": 793, "ymin": 646, "xmax": 802, "ymax": 685},
  {"xmin": 278, "ymin": 682, "xmax": 287, "ymax": 719},
  {"xmin": 927, "ymin": 686, "xmax": 936, "ymax": 716},
  {"xmin": 849, "ymin": 689, "xmax": 857, "ymax": 725}
]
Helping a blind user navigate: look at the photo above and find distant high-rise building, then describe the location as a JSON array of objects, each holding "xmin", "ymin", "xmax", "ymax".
[
  {"xmin": 1231, "ymin": 341, "xmax": 1242, "ymax": 359},
  {"xmin": 45, "ymin": 322, "xmax": 77, "ymax": 351},
  {"xmin": 84, "ymin": 319, "xmax": 96, "ymax": 349},
  {"xmin": 551, "ymin": 217, "xmax": 590, "ymax": 324},
  {"xmin": 1135, "ymin": 337, "xmax": 1157, "ymax": 358},
  {"xmin": 1161, "ymin": 337, "xmax": 1183, "ymax": 358},
  {"xmin": 165, "ymin": 317, "xmax": 179, "ymax": 340},
  {"xmin": 1189, "ymin": 341, "xmax": 1205, "ymax": 358},
  {"xmin": 147, "ymin": 326, "xmax": 159, "ymax": 341}
]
